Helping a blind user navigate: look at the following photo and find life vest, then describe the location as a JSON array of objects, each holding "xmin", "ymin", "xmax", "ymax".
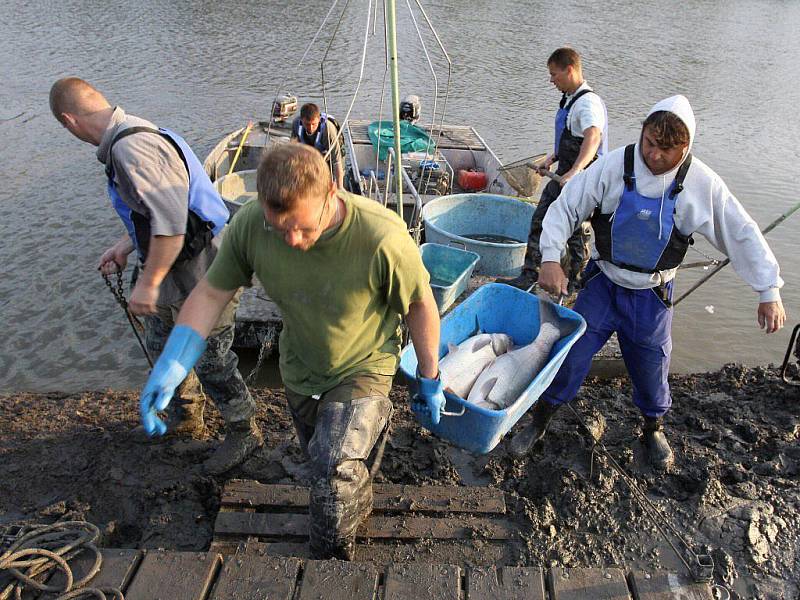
[
  {"xmin": 592, "ymin": 144, "xmax": 693, "ymax": 274},
  {"xmin": 553, "ymin": 88, "xmax": 608, "ymax": 175},
  {"xmin": 294, "ymin": 113, "xmax": 338, "ymax": 153},
  {"xmin": 105, "ymin": 126, "xmax": 229, "ymax": 263}
]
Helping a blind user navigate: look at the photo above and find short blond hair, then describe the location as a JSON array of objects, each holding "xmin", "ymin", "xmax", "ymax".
[
  {"xmin": 49, "ymin": 77, "xmax": 109, "ymax": 123},
  {"xmin": 257, "ymin": 143, "xmax": 331, "ymax": 213}
]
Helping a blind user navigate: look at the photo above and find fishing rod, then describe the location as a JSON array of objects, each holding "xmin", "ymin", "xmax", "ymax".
[{"xmin": 674, "ymin": 200, "xmax": 800, "ymax": 306}]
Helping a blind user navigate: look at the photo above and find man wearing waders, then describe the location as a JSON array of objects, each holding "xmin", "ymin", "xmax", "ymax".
[
  {"xmin": 508, "ymin": 95, "xmax": 786, "ymax": 469},
  {"xmin": 291, "ymin": 102, "xmax": 345, "ymax": 190},
  {"xmin": 49, "ymin": 77, "xmax": 261, "ymax": 475},
  {"xmin": 136, "ymin": 143, "xmax": 445, "ymax": 560},
  {"xmin": 501, "ymin": 47, "xmax": 607, "ymax": 292}
]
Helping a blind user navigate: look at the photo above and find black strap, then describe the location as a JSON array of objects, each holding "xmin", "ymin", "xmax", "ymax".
[
  {"xmin": 559, "ymin": 88, "xmax": 593, "ymax": 111},
  {"xmin": 669, "ymin": 153, "xmax": 693, "ymax": 199},
  {"xmin": 623, "ymin": 144, "xmax": 636, "ymax": 191},
  {"xmin": 105, "ymin": 126, "xmax": 188, "ymax": 178}
]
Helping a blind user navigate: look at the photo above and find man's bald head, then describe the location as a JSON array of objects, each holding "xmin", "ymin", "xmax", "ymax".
[{"xmin": 49, "ymin": 77, "xmax": 110, "ymax": 124}]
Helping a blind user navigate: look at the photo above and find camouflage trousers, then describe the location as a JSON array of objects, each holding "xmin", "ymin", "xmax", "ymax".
[
  {"xmin": 144, "ymin": 290, "xmax": 255, "ymax": 426},
  {"xmin": 285, "ymin": 373, "xmax": 393, "ymax": 559},
  {"xmin": 523, "ymin": 179, "xmax": 591, "ymax": 292}
]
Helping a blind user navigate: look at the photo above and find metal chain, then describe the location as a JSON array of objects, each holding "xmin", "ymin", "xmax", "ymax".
[
  {"xmin": 101, "ymin": 269, "xmax": 154, "ymax": 368},
  {"xmin": 245, "ymin": 327, "xmax": 277, "ymax": 385},
  {"xmin": 565, "ymin": 403, "xmax": 717, "ymax": 584}
]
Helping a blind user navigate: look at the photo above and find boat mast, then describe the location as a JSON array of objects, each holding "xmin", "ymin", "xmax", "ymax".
[{"xmin": 386, "ymin": 0, "xmax": 404, "ymax": 215}]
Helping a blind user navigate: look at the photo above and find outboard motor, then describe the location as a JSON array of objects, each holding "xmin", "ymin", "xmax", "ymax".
[
  {"xmin": 400, "ymin": 95, "xmax": 421, "ymax": 124},
  {"xmin": 272, "ymin": 94, "xmax": 298, "ymax": 123}
]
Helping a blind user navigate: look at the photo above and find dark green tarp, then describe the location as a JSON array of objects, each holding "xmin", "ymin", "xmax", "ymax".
[{"xmin": 368, "ymin": 120, "xmax": 434, "ymax": 161}]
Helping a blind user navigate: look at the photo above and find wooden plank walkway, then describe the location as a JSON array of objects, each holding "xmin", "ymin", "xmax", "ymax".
[
  {"xmin": 213, "ymin": 480, "xmax": 518, "ymax": 563},
  {"xmin": 40, "ymin": 549, "xmax": 715, "ymax": 599}
]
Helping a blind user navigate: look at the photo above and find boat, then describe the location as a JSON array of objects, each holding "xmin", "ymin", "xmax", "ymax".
[{"xmin": 203, "ymin": 115, "xmax": 525, "ymax": 351}]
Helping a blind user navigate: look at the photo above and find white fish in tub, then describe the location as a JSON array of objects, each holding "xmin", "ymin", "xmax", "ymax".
[
  {"xmin": 439, "ymin": 333, "xmax": 513, "ymax": 398},
  {"xmin": 467, "ymin": 299, "xmax": 573, "ymax": 411}
]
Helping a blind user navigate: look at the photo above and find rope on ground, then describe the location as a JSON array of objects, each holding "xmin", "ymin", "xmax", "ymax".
[{"xmin": 0, "ymin": 521, "xmax": 123, "ymax": 600}]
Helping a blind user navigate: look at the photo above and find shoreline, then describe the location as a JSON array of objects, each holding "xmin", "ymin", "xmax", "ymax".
[{"xmin": 1, "ymin": 363, "xmax": 798, "ymax": 599}]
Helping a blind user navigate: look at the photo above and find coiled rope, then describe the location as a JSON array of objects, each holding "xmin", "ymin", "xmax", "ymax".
[{"xmin": 0, "ymin": 521, "xmax": 123, "ymax": 600}]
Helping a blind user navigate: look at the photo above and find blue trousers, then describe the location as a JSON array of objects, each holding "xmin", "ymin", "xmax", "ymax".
[{"xmin": 542, "ymin": 263, "xmax": 674, "ymax": 417}]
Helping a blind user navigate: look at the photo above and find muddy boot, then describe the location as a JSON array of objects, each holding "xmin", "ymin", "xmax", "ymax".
[
  {"xmin": 507, "ymin": 400, "xmax": 560, "ymax": 457},
  {"xmin": 165, "ymin": 394, "xmax": 206, "ymax": 439},
  {"xmin": 642, "ymin": 416, "xmax": 674, "ymax": 470},
  {"xmin": 496, "ymin": 269, "xmax": 537, "ymax": 291},
  {"xmin": 203, "ymin": 418, "xmax": 264, "ymax": 475}
]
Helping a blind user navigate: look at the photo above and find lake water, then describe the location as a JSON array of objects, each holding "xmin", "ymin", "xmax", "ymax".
[{"xmin": 1, "ymin": 0, "xmax": 798, "ymax": 392}]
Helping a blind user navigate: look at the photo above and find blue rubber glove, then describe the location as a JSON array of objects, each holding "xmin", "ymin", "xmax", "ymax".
[
  {"xmin": 139, "ymin": 324, "xmax": 207, "ymax": 437},
  {"xmin": 413, "ymin": 371, "xmax": 446, "ymax": 425}
]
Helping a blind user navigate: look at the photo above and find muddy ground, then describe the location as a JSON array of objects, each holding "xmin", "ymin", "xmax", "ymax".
[{"xmin": 1, "ymin": 363, "xmax": 798, "ymax": 599}]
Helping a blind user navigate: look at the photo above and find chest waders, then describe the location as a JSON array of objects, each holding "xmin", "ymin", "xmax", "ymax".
[{"xmin": 592, "ymin": 144, "xmax": 693, "ymax": 304}]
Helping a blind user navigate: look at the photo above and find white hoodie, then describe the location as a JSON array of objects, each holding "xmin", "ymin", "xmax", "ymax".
[{"xmin": 540, "ymin": 95, "xmax": 783, "ymax": 303}]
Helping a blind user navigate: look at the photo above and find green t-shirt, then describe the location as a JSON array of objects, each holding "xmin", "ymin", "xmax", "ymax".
[{"xmin": 206, "ymin": 191, "xmax": 430, "ymax": 395}]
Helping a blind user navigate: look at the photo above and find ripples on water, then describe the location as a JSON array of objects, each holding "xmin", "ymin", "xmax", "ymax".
[{"xmin": 1, "ymin": 0, "xmax": 798, "ymax": 391}]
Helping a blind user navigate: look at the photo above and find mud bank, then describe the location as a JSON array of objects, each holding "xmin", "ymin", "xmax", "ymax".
[{"xmin": 1, "ymin": 364, "xmax": 798, "ymax": 599}]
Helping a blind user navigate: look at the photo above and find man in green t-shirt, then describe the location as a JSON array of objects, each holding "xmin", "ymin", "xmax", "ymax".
[{"xmin": 136, "ymin": 143, "xmax": 445, "ymax": 560}]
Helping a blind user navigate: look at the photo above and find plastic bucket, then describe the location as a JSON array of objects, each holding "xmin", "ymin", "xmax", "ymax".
[
  {"xmin": 422, "ymin": 194, "xmax": 534, "ymax": 277},
  {"xmin": 399, "ymin": 283, "xmax": 586, "ymax": 454},
  {"xmin": 420, "ymin": 243, "xmax": 480, "ymax": 314}
]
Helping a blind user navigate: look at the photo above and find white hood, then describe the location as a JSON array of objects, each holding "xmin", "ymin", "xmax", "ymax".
[{"xmin": 645, "ymin": 94, "xmax": 696, "ymax": 155}]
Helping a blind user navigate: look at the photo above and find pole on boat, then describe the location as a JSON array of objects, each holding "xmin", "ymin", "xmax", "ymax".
[
  {"xmin": 386, "ymin": 0, "xmax": 404, "ymax": 216},
  {"xmin": 673, "ymin": 200, "xmax": 800, "ymax": 306}
]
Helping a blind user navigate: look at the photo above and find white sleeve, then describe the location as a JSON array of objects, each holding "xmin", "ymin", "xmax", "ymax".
[
  {"xmin": 539, "ymin": 156, "xmax": 608, "ymax": 263},
  {"xmin": 694, "ymin": 178, "xmax": 783, "ymax": 303},
  {"xmin": 572, "ymin": 95, "xmax": 606, "ymax": 135}
]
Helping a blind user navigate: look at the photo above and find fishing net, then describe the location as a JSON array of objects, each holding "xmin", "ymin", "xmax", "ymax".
[{"xmin": 499, "ymin": 153, "xmax": 548, "ymax": 198}]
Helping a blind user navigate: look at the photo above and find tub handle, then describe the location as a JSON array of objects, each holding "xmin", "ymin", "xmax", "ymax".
[
  {"xmin": 526, "ymin": 281, "xmax": 565, "ymax": 306},
  {"xmin": 448, "ymin": 240, "xmax": 467, "ymax": 251},
  {"xmin": 441, "ymin": 396, "xmax": 467, "ymax": 417}
]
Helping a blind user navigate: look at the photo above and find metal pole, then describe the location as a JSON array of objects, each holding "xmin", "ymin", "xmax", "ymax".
[
  {"xmin": 673, "ymin": 200, "xmax": 800, "ymax": 306},
  {"xmin": 386, "ymin": 0, "xmax": 404, "ymax": 215}
]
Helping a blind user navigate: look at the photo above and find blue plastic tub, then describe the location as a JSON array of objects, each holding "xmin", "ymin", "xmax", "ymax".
[
  {"xmin": 422, "ymin": 194, "xmax": 535, "ymax": 277},
  {"xmin": 420, "ymin": 243, "xmax": 480, "ymax": 314},
  {"xmin": 399, "ymin": 283, "xmax": 586, "ymax": 454}
]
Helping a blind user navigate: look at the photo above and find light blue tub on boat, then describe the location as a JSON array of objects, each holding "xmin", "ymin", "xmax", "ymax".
[
  {"xmin": 399, "ymin": 283, "xmax": 586, "ymax": 454},
  {"xmin": 422, "ymin": 194, "xmax": 535, "ymax": 277},
  {"xmin": 420, "ymin": 243, "xmax": 480, "ymax": 314}
]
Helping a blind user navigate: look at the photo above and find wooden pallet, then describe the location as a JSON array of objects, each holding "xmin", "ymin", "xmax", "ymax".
[
  {"xmin": 211, "ymin": 480, "xmax": 521, "ymax": 565},
  {"xmin": 33, "ymin": 548, "xmax": 715, "ymax": 600}
]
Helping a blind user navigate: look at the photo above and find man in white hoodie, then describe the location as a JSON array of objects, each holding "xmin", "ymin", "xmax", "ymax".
[{"xmin": 508, "ymin": 95, "xmax": 786, "ymax": 469}]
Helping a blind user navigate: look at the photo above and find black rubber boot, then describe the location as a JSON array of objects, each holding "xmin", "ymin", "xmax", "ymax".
[
  {"xmin": 642, "ymin": 416, "xmax": 674, "ymax": 470},
  {"xmin": 496, "ymin": 269, "xmax": 537, "ymax": 291},
  {"xmin": 507, "ymin": 400, "xmax": 560, "ymax": 456},
  {"xmin": 203, "ymin": 418, "xmax": 264, "ymax": 475}
]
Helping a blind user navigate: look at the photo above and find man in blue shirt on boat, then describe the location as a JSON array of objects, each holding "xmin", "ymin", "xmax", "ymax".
[
  {"xmin": 501, "ymin": 47, "xmax": 607, "ymax": 293},
  {"xmin": 508, "ymin": 95, "xmax": 786, "ymax": 469},
  {"xmin": 49, "ymin": 77, "xmax": 262, "ymax": 475}
]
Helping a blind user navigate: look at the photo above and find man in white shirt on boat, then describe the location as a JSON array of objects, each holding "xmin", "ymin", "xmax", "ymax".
[
  {"xmin": 502, "ymin": 47, "xmax": 607, "ymax": 293},
  {"xmin": 508, "ymin": 94, "xmax": 785, "ymax": 469}
]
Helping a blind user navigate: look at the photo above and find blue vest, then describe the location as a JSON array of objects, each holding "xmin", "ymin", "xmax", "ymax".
[
  {"xmin": 105, "ymin": 127, "xmax": 229, "ymax": 262},
  {"xmin": 554, "ymin": 89, "xmax": 608, "ymax": 171},
  {"xmin": 294, "ymin": 113, "xmax": 331, "ymax": 152},
  {"xmin": 592, "ymin": 144, "xmax": 693, "ymax": 274}
]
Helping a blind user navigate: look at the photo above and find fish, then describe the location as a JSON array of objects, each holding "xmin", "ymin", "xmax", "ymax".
[
  {"xmin": 466, "ymin": 298, "xmax": 573, "ymax": 411},
  {"xmin": 439, "ymin": 333, "xmax": 513, "ymax": 398}
]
